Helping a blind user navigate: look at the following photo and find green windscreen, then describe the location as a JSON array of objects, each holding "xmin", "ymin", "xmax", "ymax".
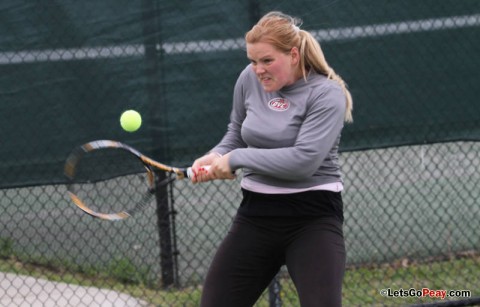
[{"xmin": 0, "ymin": 0, "xmax": 479, "ymax": 188}]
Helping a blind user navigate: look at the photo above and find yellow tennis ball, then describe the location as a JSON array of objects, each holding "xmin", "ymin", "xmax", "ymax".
[{"xmin": 120, "ymin": 110, "xmax": 142, "ymax": 132}]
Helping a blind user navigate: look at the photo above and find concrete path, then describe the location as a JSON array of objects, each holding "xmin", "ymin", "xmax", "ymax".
[{"xmin": 0, "ymin": 272, "xmax": 151, "ymax": 307}]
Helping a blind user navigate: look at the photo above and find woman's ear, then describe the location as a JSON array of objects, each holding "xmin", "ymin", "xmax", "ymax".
[{"xmin": 290, "ymin": 47, "xmax": 300, "ymax": 65}]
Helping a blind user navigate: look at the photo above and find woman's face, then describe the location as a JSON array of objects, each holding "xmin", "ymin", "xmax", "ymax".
[{"xmin": 247, "ymin": 42, "xmax": 300, "ymax": 92}]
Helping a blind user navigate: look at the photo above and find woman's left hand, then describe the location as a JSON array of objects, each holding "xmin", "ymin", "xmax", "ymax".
[{"xmin": 209, "ymin": 153, "xmax": 236, "ymax": 180}]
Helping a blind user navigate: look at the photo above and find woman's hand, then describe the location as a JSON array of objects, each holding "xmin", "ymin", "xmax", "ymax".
[
  {"xmin": 190, "ymin": 152, "xmax": 220, "ymax": 183},
  {"xmin": 210, "ymin": 153, "xmax": 236, "ymax": 180},
  {"xmin": 191, "ymin": 152, "xmax": 235, "ymax": 183}
]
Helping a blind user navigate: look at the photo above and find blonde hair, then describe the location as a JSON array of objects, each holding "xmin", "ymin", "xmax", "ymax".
[{"xmin": 245, "ymin": 11, "xmax": 353, "ymax": 122}]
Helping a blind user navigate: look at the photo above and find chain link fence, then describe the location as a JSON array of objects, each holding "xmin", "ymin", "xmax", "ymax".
[{"xmin": 1, "ymin": 1, "xmax": 479, "ymax": 306}]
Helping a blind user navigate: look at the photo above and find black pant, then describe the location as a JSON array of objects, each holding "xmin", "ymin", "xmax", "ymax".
[{"xmin": 200, "ymin": 214, "xmax": 346, "ymax": 307}]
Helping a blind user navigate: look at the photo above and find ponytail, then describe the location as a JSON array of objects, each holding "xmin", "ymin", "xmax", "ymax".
[{"xmin": 299, "ymin": 31, "xmax": 353, "ymax": 122}]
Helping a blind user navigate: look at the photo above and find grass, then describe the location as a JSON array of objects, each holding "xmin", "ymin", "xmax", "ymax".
[
  {"xmin": 342, "ymin": 255, "xmax": 480, "ymax": 306},
  {"xmin": 0, "ymin": 244, "xmax": 478, "ymax": 307}
]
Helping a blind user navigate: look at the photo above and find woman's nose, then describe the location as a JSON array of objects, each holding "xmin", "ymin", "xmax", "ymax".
[{"xmin": 254, "ymin": 63, "xmax": 265, "ymax": 74}]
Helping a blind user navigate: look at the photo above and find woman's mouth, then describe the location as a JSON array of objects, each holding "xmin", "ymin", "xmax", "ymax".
[{"xmin": 260, "ymin": 76, "xmax": 272, "ymax": 83}]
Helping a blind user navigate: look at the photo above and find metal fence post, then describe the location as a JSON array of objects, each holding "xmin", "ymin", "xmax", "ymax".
[
  {"xmin": 154, "ymin": 172, "xmax": 177, "ymax": 287},
  {"xmin": 142, "ymin": 0, "xmax": 177, "ymax": 288},
  {"xmin": 268, "ymin": 274, "xmax": 282, "ymax": 307}
]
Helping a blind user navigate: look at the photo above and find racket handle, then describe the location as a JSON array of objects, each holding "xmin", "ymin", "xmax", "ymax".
[{"xmin": 186, "ymin": 165, "xmax": 211, "ymax": 179}]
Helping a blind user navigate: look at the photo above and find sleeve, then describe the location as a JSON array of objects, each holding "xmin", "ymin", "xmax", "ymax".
[
  {"xmin": 229, "ymin": 84, "xmax": 346, "ymax": 180},
  {"xmin": 210, "ymin": 68, "xmax": 249, "ymax": 155}
]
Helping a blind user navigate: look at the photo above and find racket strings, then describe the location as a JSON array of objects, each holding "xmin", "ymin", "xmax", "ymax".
[{"xmin": 66, "ymin": 146, "xmax": 155, "ymax": 219}]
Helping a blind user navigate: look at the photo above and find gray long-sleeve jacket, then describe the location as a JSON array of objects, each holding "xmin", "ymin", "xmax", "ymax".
[{"xmin": 212, "ymin": 65, "xmax": 346, "ymax": 190}]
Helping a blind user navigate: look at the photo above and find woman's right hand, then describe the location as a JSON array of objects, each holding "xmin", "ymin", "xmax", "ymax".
[{"xmin": 190, "ymin": 152, "xmax": 222, "ymax": 183}]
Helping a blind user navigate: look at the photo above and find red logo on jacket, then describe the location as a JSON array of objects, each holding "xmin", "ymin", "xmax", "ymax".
[{"xmin": 268, "ymin": 98, "xmax": 289, "ymax": 111}]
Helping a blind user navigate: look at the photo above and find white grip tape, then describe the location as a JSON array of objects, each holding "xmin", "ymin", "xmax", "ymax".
[{"xmin": 186, "ymin": 165, "xmax": 211, "ymax": 178}]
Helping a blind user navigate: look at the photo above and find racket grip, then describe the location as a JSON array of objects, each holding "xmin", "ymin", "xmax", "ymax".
[{"xmin": 186, "ymin": 165, "xmax": 211, "ymax": 178}]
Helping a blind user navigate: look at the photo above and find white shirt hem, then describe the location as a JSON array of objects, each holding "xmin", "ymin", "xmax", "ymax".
[{"xmin": 240, "ymin": 177, "xmax": 343, "ymax": 194}]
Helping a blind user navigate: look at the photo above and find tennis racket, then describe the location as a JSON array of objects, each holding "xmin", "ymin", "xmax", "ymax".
[{"xmin": 64, "ymin": 140, "xmax": 208, "ymax": 220}]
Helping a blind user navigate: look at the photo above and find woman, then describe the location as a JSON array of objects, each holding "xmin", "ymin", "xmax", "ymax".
[{"xmin": 192, "ymin": 11, "xmax": 353, "ymax": 307}]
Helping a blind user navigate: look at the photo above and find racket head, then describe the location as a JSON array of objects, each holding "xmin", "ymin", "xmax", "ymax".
[{"xmin": 64, "ymin": 140, "xmax": 155, "ymax": 220}]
